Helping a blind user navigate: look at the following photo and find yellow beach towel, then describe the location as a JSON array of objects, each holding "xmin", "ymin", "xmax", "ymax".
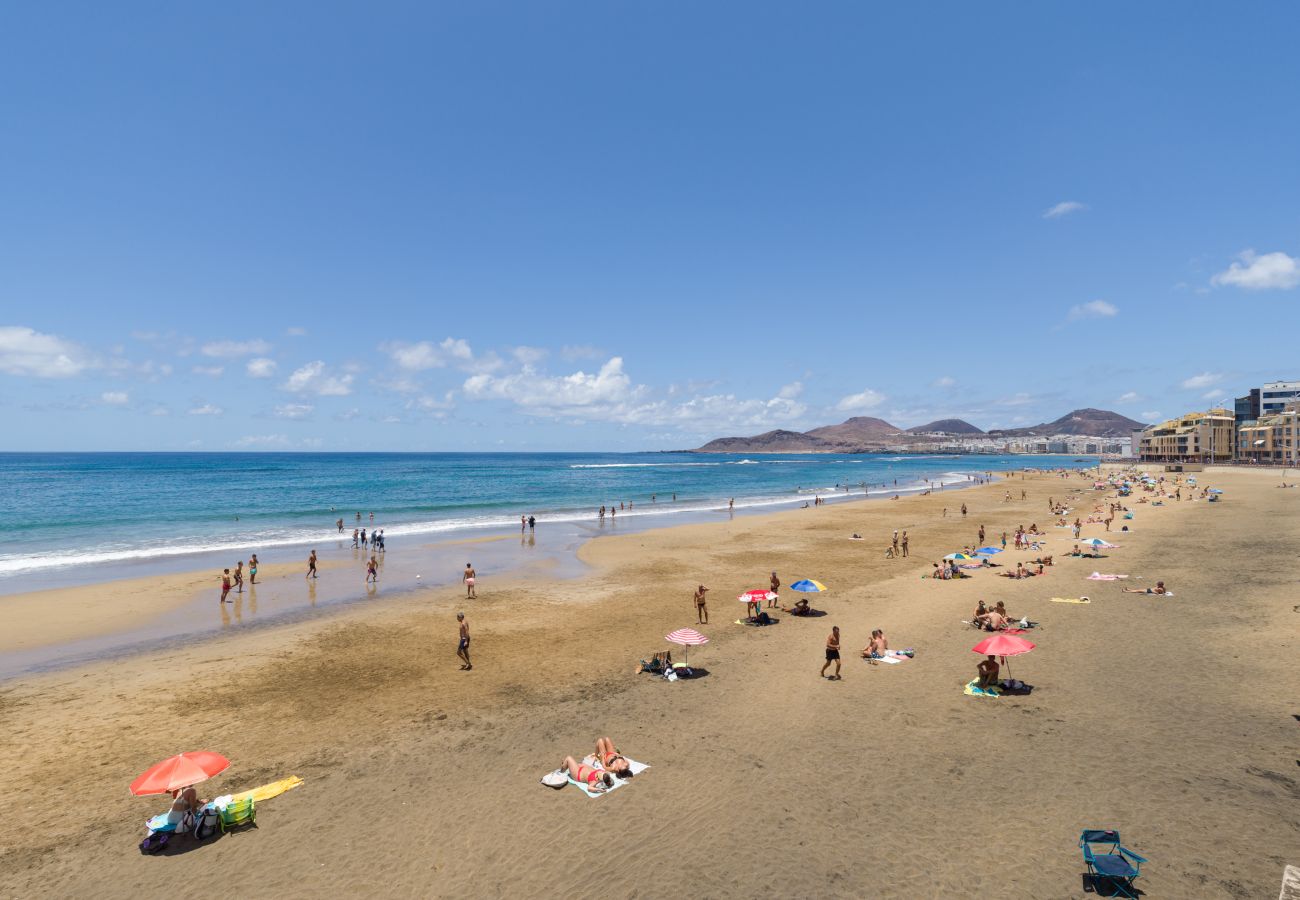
[
  {"xmin": 1049, "ymin": 597, "xmax": 1091, "ymax": 604},
  {"xmin": 231, "ymin": 775, "xmax": 304, "ymax": 804},
  {"xmin": 964, "ymin": 679, "xmax": 1001, "ymax": 698}
]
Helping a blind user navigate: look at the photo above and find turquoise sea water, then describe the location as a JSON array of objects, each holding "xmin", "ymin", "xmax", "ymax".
[{"xmin": 0, "ymin": 452, "xmax": 1097, "ymax": 586}]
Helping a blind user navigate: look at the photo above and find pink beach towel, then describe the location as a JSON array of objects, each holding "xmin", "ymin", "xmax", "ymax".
[{"xmin": 1087, "ymin": 573, "xmax": 1127, "ymax": 581}]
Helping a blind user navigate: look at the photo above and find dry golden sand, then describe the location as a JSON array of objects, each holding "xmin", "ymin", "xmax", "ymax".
[{"xmin": 1, "ymin": 469, "xmax": 1297, "ymax": 898}]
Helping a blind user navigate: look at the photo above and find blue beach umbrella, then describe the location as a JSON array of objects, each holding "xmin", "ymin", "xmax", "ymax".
[
  {"xmin": 975, "ymin": 547, "xmax": 1002, "ymax": 555},
  {"xmin": 1208, "ymin": 489, "xmax": 1223, "ymax": 494},
  {"xmin": 790, "ymin": 579, "xmax": 828, "ymax": 593}
]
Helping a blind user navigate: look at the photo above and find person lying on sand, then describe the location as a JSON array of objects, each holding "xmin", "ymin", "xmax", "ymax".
[
  {"xmin": 593, "ymin": 737, "xmax": 631, "ymax": 775},
  {"xmin": 1123, "ymin": 581, "xmax": 1167, "ymax": 595},
  {"xmin": 1032, "ymin": 556, "xmax": 1053, "ymax": 566},
  {"xmin": 561, "ymin": 756, "xmax": 615, "ymax": 792},
  {"xmin": 783, "ymin": 598, "xmax": 813, "ymax": 616}
]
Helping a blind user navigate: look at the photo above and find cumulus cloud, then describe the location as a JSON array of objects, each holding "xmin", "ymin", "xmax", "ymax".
[
  {"xmin": 192, "ymin": 365, "xmax": 224, "ymax": 377},
  {"xmin": 101, "ymin": 391, "xmax": 129, "ymax": 405},
  {"xmin": 512, "ymin": 346, "xmax": 548, "ymax": 365},
  {"xmin": 932, "ymin": 376, "xmax": 956, "ymax": 388},
  {"xmin": 231, "ymin": 434, "xmax": 292, "ymax": 448},
  {"xmin": 1117, "ymin": 391, "xmax": 1140, "ymax": 403},
  {"xmin": 560, "ymin": 344, "xmax": 603, "ymax": 362},
  {"xmin": 836, "ymin": 388, "xmax": 886, "ymax": 413},
  {"xmin": 463, "ymin": 357, "xmax": 805, "ymax": 432},
  {"xmin": 1211, "ymin": 250, "xmax": 1299, "ymax": 290},
  {"xmin": 1141, "ymin": 410, "xmax": 1162, "ymax": 420},
  {"xmin": 1067, "ymin": 299, "xmax": 1118, "ymax": 321},
  {"xmin": 283, "ymin": 361, "xmax": 354, "ymax": 396},
  {"xmin": 382, "ymin": 337, "xmax": 475, "ymax": 372},
  {"xmin": 777, "ymin": 381, "xmax": 804, "ymax": 400},
  {"xmin": 189, "ymin": 403, "xmax": 223, "ymax": 416},
  {"xmin": 0, "ymin": 326, "xmax": 89, "ymax": 377},
  {"xmin": 201, "ymin": 339, "xmax": 273, "ymax": 358},
  {"xmin": 274, "ymin": 403, "xmax": 314, "ymax": 420},
  {"xmin": 409, "ymin": 392, "xmax": 455, "ymax": 412},
  {"xmin": 1043, "ymin": 201, "xmax": 1087, "ymax": 219},
  {"xmin": 246, "ymin": 358, "xmax": 277, "ymax": 378},
  {"xmin": 1181, "ymin": 372, "xmax": 1222, "ymax": 390}
]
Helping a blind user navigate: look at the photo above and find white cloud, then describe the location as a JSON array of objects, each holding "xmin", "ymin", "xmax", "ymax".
[
  {"xmin": 334, "ymin": 408, "xmax": 361, "ymax": 422},
  {"xmin": 1202, "ymin": 389, "xmax": 1227, "ymax": 401},
  {"xmin": 101, "ymin": 391, "xmax": 129, "ymax": 405},
  {"xmin": 1043, "ymin": 201, "xmax": 1087, "ymax": 219},
  {"xmin": 1211, "ymin": 250, "xmax": 1299, "ymax": 290},
  {"xmin": 0, "ymin": 326, "xmax": 89, "ymax": 377},
  {"xmin": 192, "ymin": 365, "xmax": 224, "ymax": 377},
  {"xmin": 465, "ymin": 357, "xmax": 640, "ymax": 413},
  {"xmin": 1141, "ymin": 410, "xmax": 1162, "ymax": 421},
  {"xmin": 836, "ymin": 388, "xmax": 886, "ymax": 413},
  {"xmin": 409, "ymin": 392, "xmax": 455, "ymax": 412},
  {"xmin": 560, "ymin": 344, "xmax": 603, "ymax": 361},
  {"xmin": 1117, "ymin": 391, "xmax": 1140, "ymax": 403},
  {"xmin": 1180, "ymin": 372, "xmax": 1222, "ymax": 390},
  {"xmin": 932, "ymin": 376, "xmax": 956, "ymax": 388},
  {"xmin": 189, "ymin": 403, "xmax": 223, "ymax": 416},
  {"xmin": 274, "ymin": 403, "xmax": 314, "ymax": 420},
  {"xmin": 246, "ymin": 357, "xmax": 277, "ymax": 378},
  {"xmin": 201, "ymin": 339, "xmax": 273, "ymax": 358},
  {"xmin": 382, "ymin": 337, "xmax": 475, "ymax": 372},
  {"xmin": 777, "ymin": 381, "xmax": 804, "ymax": 400},
  {"xmin": 231, "ymin": 434, "xmax": 292, "ymax": 449},
  {"xmin": 998, "ymin": 393, "xmax": 1035, "ymax": 406},
  {"xmin": 512, "ymin": 346, "xmax": 549, "ymax": 365},
  {"xmin": 283, "ymin": 361, "xmax": 353, "ymax": 396},
  {"xmin": 1067, "ymin": 299, "xmax": 1118, "ymax": 321}
]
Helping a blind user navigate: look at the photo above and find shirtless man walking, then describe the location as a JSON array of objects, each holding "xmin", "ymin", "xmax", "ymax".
[
  {"xmin": 463, "ymin": 563, "xmax": 477, "ymax": 599},
  {"xmin": 306, "ymin": 550, "xmax": 318, "ymax": 579},
  {"xmin": 456, "ymin": 613, "xmax": 472, "ymax": 670},
  {"xmin": 821, "ymin": 626, "xmax": 842, "ymax": 680}
]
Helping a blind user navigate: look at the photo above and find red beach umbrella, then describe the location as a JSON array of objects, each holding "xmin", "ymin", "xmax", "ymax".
[
  {"xmin": 665, "ymin": 627, "xmax": 709, "ymax": 667},
  {"xmin": 738, "ymin": 589, "xmax": 775, "ymax": 603},
  {"xmin": 971, "ymin": 634, "xmax": 1035, "ymax": 679},
  {"xmin": 130, "ymin": 751, "xmax": 231, "ymax": 796}
]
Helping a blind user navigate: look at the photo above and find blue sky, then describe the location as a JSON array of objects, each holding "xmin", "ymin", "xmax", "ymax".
[{"xmin": 2, "ymin": 2, "xmax": 1298, "ymax": 451}]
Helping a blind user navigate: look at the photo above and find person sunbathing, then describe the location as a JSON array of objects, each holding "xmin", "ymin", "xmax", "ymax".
[
  {"xmin": 165, "ymin": 786, "xmax": 204, "ymax": 829},
  {"xmin": 561, "ymin": 756, "xmax": 615, "ymax": 792},
  {"xmin": 861, "ymin": 629, "xmax": 889, "ymax": 658},
  {"xmin": 1123, "ymin": 580, "xmax": 1167, "ymax": 595},
  {"xmin": 594, "ymin": 736, "xmax": 631, "ymax": 775},
  {"xmin": 783, "ymin": 597, "xmax": 813, "ymax": 616}
]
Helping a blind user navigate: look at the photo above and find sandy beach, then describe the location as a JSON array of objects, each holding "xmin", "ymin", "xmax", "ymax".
[{"xmin": 1, "ymin": 467, "xmax": 1296, "ymax": 898}]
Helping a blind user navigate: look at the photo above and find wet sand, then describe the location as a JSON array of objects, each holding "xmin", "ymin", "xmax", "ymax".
[{"xmin": 1, "ymin": 468, "xmax": 1296, "ymax": 898}]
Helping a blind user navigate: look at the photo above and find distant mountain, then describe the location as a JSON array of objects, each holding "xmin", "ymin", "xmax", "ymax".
[
  {"xmin": 905, "ymin": 418, "xmax": 984, "ymax": 435},
  {"xmin": 693, "ymin": 429, "xmax": 835, "ymax": 453},
  {"xmin": 805, "ymin": 416, "xmax": 902, "ymax": 444},
  {"xmin": 987, "ymin": 408, "xmax": 1145, "ymax": 438}
]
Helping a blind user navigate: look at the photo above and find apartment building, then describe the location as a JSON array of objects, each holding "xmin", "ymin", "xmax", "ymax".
[
  {"xmin": 1236, "ymin": 402, "xmax": 1300, "ymax": 465},
  {"xmin": 1138, "ymin": 408, "xmax": 1235, "ymax": 463}
]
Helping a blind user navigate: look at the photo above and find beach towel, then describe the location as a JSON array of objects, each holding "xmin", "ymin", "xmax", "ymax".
[
  {"xmin": 866, "ymin": 653, "xmax": 903, "ymax": 664},
  {"xmin": 964, "ymin": 680, "xmax": 1001, "ymax": 698},
  {"xmin": 1087, "ymin": 573, "xmax": 1127, "ymax": 581},
  {"xmin": 556, "ymin": 756, "xmax": 650, "ymax": 798},
  {"xmin": 231, "ymin": 776, "xmax": 304, "ymax": 805},
  {"xmin": 1050, "ymin": 597, "xmax": 1091, "ymax": 604}
]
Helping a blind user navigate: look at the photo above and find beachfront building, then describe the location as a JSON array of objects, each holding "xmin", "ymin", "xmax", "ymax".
[
  {"xmin": 1234, "ymin": 388, "xmax": 1261, "ymax": 428},
  {"xmin": 1235, "ymin": 402, "xmax": 1300, "ymax": 465},
  {"xmin": 1259, "ymin": 380, "xmax": 1300, "ymax": 416},
  {"xmin": 1137, "ymin": 408, "xmax": 1235, "ymax": 463}
]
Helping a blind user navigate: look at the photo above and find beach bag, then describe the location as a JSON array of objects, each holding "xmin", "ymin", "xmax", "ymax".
[
  {"xmin": 756, "ymin": 612, "xmax": 772, "ymax": 625},
  {"xmin": 139, "ymin": 832, "xmax": 170, "ymax": 855},
  {"xmin": 194, "ymin": 807, "xmax": 220, "ymax": 840}
]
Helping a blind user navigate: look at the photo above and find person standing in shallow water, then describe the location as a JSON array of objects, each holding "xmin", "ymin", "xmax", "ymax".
[
  {"xmin": 306, "ymin": 550, "xmax": 318, "ymax": 579},
  {"xmin": 220, "ymin": 568, "xmax": 232, "ymax": 603},
  {"xmin": 249, "ymin": 554, "xmax": 259, "ymax": 585},
  {"xmin": 464, "ymin": 563, "xmax": 477, "ymax": 599}
]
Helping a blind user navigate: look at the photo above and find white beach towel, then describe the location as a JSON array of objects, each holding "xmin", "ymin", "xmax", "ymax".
[{"xmin": 551, "ymin": 756, "xmax": 650, "ymax": 798}]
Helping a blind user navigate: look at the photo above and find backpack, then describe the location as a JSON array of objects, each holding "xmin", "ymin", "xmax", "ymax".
[
  {"xmin": 194, "ymin": 807, "xmax": 220, "ymax": 840},
  {"xmin": 756, "ymin": 611, "xmax": 772, "ymax": 625}
]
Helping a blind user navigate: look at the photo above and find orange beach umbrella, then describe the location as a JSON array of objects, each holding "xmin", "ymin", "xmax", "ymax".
[{"xmin": 130, "ymin": 751, "xmax": 230, "ymax": 796}]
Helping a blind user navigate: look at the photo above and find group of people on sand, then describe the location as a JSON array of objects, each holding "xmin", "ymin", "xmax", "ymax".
[
  {"xmin": 970, "ymin": 600, "xmax": 1021, "ymax": 631},
  {"xmin": 219, "ymin": 555, "xmax": 259, "ymax": 603}
]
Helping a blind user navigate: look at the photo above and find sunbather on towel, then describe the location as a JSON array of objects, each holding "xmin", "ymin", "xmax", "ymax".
[
  {"xmin": 593, "ymin": 737, "xmax": 631, "ymax": 776},
  {"xmin": 561, "ymin": 756, "xmax": 615, "ymax": 792},
  {"xmin": 861, "ymin": 629, "xmax": 889, "ymax": 658},
  {"xmin": 1123, "ymin": 581, "xmax": 1167, "ymax": 595}
]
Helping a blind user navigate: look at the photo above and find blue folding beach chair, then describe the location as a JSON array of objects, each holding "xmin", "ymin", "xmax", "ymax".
[{"xmin": 1080, "ymin": 829, "xmax": 1147, "ymax": 898}]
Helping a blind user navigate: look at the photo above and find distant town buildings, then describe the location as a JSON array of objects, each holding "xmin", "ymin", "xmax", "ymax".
[{"xmin": 876, "ymin": 435, "xmax": 1130, "ymax": 456}]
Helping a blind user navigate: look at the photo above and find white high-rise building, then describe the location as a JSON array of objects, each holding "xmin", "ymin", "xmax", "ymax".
[{"xmin": 1260, "ymin": 381, "xmax": 1300, "ymax": 416}]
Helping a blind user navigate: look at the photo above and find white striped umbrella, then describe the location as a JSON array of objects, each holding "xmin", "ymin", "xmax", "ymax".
[{"xmin": 665, "ymin": 628, "xmax": 709, "ymax": 667}]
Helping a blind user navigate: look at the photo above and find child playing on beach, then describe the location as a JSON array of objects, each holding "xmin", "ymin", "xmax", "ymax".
[{"xmin": 220, "ymin": 568, "xmax": 232, "ymax": 603}]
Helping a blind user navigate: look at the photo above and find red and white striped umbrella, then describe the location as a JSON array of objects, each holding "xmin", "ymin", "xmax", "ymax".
[
  {"xmin": 738, "ymin": 590, "xmax": 775, "ymax": 603},
  {"xmin": 665, "ymin": 627, "xmax": 709, "ymax": 667}
]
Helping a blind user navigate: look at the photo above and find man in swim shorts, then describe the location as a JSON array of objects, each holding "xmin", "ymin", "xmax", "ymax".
[
  {"xmin": 821, "ymin": 626, "xmax": 842, "ymax": 680},
  {"xmin": 464, "ymin": 563, "xmax": 476, "ymax": 599},
  {"xmin": 456, "ymin": 612, "xmax": 471, "ymax": 670}
]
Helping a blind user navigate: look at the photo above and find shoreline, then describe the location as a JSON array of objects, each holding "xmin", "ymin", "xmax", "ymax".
[{"xmin": 0, "ymin": 469, "xmax": 1008, "ymax": 679}]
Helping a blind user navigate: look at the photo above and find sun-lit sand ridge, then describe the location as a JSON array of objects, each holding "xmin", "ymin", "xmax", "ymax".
[{"xmin": 0, "ymin": 468, "xmax": 1296, "ymax": 897}]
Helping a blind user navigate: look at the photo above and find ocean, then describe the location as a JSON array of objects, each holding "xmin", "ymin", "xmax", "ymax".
[{"xmin": 0, "ymin": 451, "xmax": 1097, "ymax": 590}]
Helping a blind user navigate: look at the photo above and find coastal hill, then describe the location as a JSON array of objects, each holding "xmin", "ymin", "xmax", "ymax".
[
  {"xmin": 986, "ymin": 408, "xmax": 1145, "ymax": 438},
  {"xmin": 690, "ymin": 408, "xmax": 1142, "ymax": 452},
  {"xmin": 905, "ymin": 418, "xmax": 984, "ymax": 435}
]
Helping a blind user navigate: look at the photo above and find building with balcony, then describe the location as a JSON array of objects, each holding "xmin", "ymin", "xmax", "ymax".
[
  {"xmin": 1137, "ymin": 408, "xmax": 1234, "ymax": 463},
  {"xmin": 1236, "ymin": 402, "xmax": 1300, "ymax": 465},
  {"xmin": 1260, "ymin": 381, "xmax": 1300, "ymax": 416}
]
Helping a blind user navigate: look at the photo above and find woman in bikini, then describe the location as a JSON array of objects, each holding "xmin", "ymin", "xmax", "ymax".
[
  {"xmin": 561, "ymin": 756, "xmax": 614, "ymax": 792},
  {"xmin": 594, "ymin": 736, "xmax": 631, "ymax": 775}
]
